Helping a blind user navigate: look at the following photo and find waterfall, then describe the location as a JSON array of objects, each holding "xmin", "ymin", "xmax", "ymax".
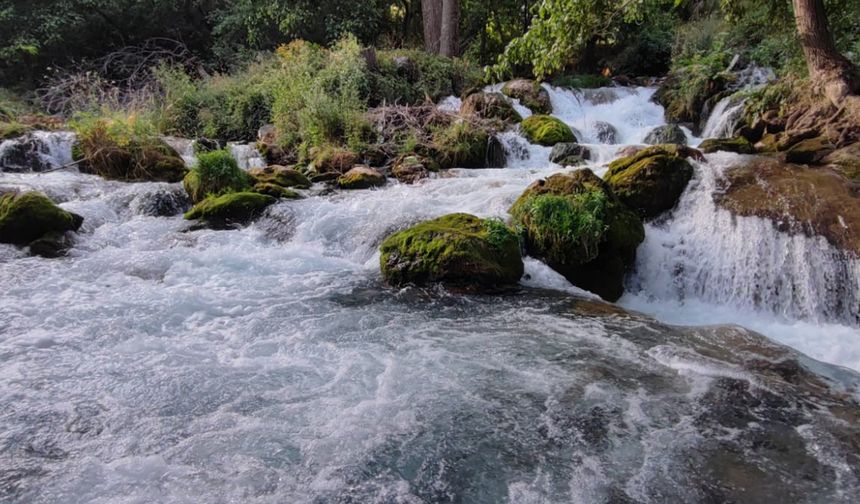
[
  {"xmin": 0, "ymin": 131, "xmax": 76, "ymax": 172},
  {"xmin": 700, "ymin": 96, "xmax": 746, "ymax": 139},
  {"xmin": 624, "ymin": 153, "xmax": 860, "ymax": 326}
]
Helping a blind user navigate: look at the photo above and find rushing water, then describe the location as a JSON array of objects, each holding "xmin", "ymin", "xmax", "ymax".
[{"xmin": 2, "ymin": 85, "xmax": 860, "ymax": 503}]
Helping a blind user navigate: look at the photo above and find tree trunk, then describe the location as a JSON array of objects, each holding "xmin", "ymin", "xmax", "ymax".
[
  {"xmin": 422, "ymin": 0, "xmax": 443, "ymax": 54},
  {"xmin": 792, "ymin": 0, "xmax": 858, "ymax": 105},
  {"xmin": 439, "ymin": 0, "xmax": 459, "ymax": 57}
]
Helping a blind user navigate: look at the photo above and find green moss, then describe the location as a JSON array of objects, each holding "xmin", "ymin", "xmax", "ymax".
[
  {"xmin": 379, "ymin": 213, "xmax": 523, "ymax": 288},
  {"xmin": 183, "ymin": 149, "xmax": 251, "ymax": 203},
  {"xmin": 605, "ymin": 154, "xmax": 694, "ymax": 219},
  {"xmin": 520, "ymin": 115, "xmax": 575, "ymax": 146},
  {"xmin": 0, "ymin": 121, "xmax": 30, "ymax": 140},
  {"xmin": 184, "ymin": 191, "xmax": 276, "ymax": 225},
  {"xmin": 699, "ymin": 137, "xmax": 755, "ymax": 154},
  {"xmin": 509, "ymin": 170, "xmax": 644, "ymax": 301},
  {"xmin": 248, "ymin": 166, "xmax": 311, "ymax": 189},
  {"xmin": 433, "ymin": 122, "xmax": 490, "ymax": 168},
  {"xmin": 607, "ymin": 144, "xmax": 696, "ymax": 173},
  {"xmin": 337, "ymin": 166, "xmax": 386, "ymax": 189},
  {"xmin": 0, "ymin": 192, "xmax": 84, "ymax": 245},
  {"xmin": 253, "ymin": 183, "xmax": 302, "ymax": 199}
]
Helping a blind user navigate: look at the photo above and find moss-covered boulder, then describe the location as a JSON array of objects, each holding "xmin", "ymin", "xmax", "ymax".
[
  {"xmin": 549, "ymin": 142, "xmax": 590, "ymax": 166},
  {"xmin": 433, "ymin": 122, "xmax": 490, "ymax": 169},
  {"xmin": 644, "ymin": 124, "xmax": 687, "ymax": 145},
  {"xmin": 337, "ymin": 166, "xmax": 387, "ymax": 189},
  {"xmin": 0, "ymin": 122, "xmax": 30, "ymax": 140},
  {"xmin": 605, "ymin": 148, "xmax": 695, "ymax": 219},
  {"xmin": 509, "ymin": 170, "xmax": 644, "ymax": 301},
  {"xmin": 784, "ymin": 136, "xmax": 833, "ymax": 164},
  {"xmin": 184, "ymin": 192, "xmax": 276, "ymax": 228},
  {"xmin": 521, "ymin": 115, "xmax": 575, "ymax": 146},
  {"xmin": 183, "ymin": 149, "xmax": 251, "ymax": 204},
  {"xmin": 253, "ymin": 183, "xmax": 302, "ymax": 199},
  {"xmin": 0, "ymin": 191, "xmax": 84, "ymax": 245},
  {"xmin": 248, "ymin": 165, "xmax": 311, "ymax": 189},
  {"xmin": 460, "ymin": 92, "xmax": 521, "ymax": 124},
  {"xmin": 502, "ymin": 79, "xmax": 552, "ymax": 114},
  {"xmin": 380, "ymin": 213, "xmax": 523, "ymax": 289},
  {"xmin": 699, "ymin": 137, "xmax": 755, "ymax": 154},
  {"xmin": 78, "ymin": 137, "xmax": 187, "ymax": 183}
]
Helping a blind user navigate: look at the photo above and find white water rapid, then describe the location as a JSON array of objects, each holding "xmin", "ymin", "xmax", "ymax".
[{"xmin": 2, "ymin": 83, "xmax": 860, "ymax": 503}]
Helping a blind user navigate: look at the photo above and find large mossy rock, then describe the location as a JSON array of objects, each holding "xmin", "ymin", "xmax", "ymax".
[
  {"xmin": 714, "ymin": 157, "xmax": 860, "ymax": 256},
  {"xmin": 184, "ymin": 192, "xmax": 276, "ymax": 228},
  {"xmin": 699, "ymin": 137, "xmax": 755, "ymax": 154},
  {"xmin": 79, "ymin": 137, "xmax": 187, "ymax": 183},
  {"xmin": 501, "ymin": 79, "xmax": 552, "ymax": 114},
  {"xmin": 605, "ymin": 146, "xmax": 695, "ymax": 219},
  {"xmin": 337, "ymin": 166, "xmax": 387, "ymax": 189},
  {"xmin": 521, "ymin": 115, "xmax": 575, "ymax": 146},
  {"xmin": 248, "ymin": 165, "xmax": 311, "ymax": 189},
  {"xmin": 644, "ymin": 124, "xmax": 687, "ymax": 145},
  {"xmin": 549, "ymin": 142, "xmax": 590, "ymax": 166},
  {"xmin": 0, "ymin": 191, "xmax": 83, "ymax": 245},
  {"xmin": 380, "ymin": 213, "xmax": 524, "ymax": 289},
  {"xmin": 183, "ymin": 150, "xmax": 251, "ymax": 204},
  {"xmin": 460, "ymin": 92, "xmax": 521, "ymax": 124},
  {"xmin": 509, "ymin": 170, "xmax": 644, "ymax": 301}
]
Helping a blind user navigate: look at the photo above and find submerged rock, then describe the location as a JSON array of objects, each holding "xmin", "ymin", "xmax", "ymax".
[
  {"xmin": 715, "ymin": 157, "xmax": 860, "ymax": 256},
  {"xmin": 549, "ymin": 142, "xmax": 590, "ymax": 166},
  {"xmin": 460, "ymin": 92, "xmax": 521, "ymax": 124},
  {"xmin": 501, "ymin": 79, "xmax": 552, "ymax": 114},
  {"xmin": 605, "ymin": 145, "xmax": 695, "ymax": 219},
  {"xmin": 593, "ymin": 121, "xmax": 619, "ymax": 144},
  {"xmin": 131, "ymin": 187, "xmax": 191, "ymax": 217},
  {"xmin": 0, "ymin": 191, "xmax": 83, "ymax": 245},
  {"xmin": 337, "ymin": 166, "xmax": 386, "ymax": 189},
  {"xmin": 380, "ymin": 213, "xmax": 523, "ymax": 289},
  {"xmin": 248, "ymin": 165, "xmax": 311, "ymax": 189},
  {"xmin": 510, "ymin": 170, "xmax": 644, "ymax": 301},
  {"xmin": 699, "ymin": 137, "xmax": 755, "ymax": 154},
  {"xmin": 521, "ymin": 115, "xmax": 575, "ymax": 146},
  {"xmin": 184, "ymin": 191, "xmax": 276, "ymax": 228},
  {"xmin": 644, "ymin": 124, "xmax": 687, "ymax": 145},
  {"xmin": 29, "ymin": 231, "xmax": 76, "ymax": 258}
]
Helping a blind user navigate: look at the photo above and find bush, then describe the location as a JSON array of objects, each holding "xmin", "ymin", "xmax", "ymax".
[
  {"xmin": 370, "ymin": 49, "xmax": 483, "ymax": 105},
  {"xmin": 432, "ymin": 122, "xmax": 490, "ymax": 168},
  {"xmin": 183, "ymin": 149, "xmax": 251, "ymax": 203}
]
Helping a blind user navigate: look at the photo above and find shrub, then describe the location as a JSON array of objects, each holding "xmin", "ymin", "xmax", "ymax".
[
  {"xmin": 183, "ymin": 149, "xmax": 251, "ymax": 203},
  {"xmin": 432, "ymin": 121, "xmax": 489, "ymax": 168}
]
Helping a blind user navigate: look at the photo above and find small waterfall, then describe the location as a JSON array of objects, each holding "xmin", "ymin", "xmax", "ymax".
[
  {"xmin": 700, "ymin": 96, "xmax": 746, "ymax": 139},
  {"xmin": 0, "ymin": 131, "xmax": 76, "ymax": 172},
  {"xmin": 626, "ymin": 153, "xmax": 860, "ymax": 326},
  {"xmin": 228, "ymin": 142, "xmax": 266, "ymax": 170},
  {"xmin": 162, "ymin": 136, "xmax": 197, "ymax": 166}
]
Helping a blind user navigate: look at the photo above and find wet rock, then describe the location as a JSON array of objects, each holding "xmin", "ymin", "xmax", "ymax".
[
  {"xmin": 501, "ymin": 79, "xmax": 552, "ymax": 114},
  {"xmin": 392, "ymin": 155, "xmax": 434, "ymax": 184},
  {"xmin": 643, "ymin": 124, "xmax": 687, "ymax": 145},
  {"xmin": 0, "ymin": 191, "xmax": 83, "ymax": 245},
  {"xmin": 823, "ymin": 142, "xmax": 860, "ymax": 181},
  {"xmin": 510, "ymin": 169, "xmax": 644, "ymax": 301},
  {"xmin": 29, "ymin": 231, "xmax": 75, "ymax": 258},
  {"xmin": 593, "ymin": 121, "xmax": 619, "ymax": 144},
  {"xmin": 132, "ymin": 187, "xmax": 191, "ymax": 217},
  {"xmin": 184, "ymin": 191, "xmax": 276, "ymax": 228},
  {"xmin": 784, "ymin": 136, "xmax": 834, "ymax": 164},
  {"xmin": 253, "ymin": 183, "xmax": 302, "ymax": 199},
  {"xmin": 715, "ymin": 156, "xmax": 860, "ymax": 255},
  {"xmin": 193, "ymin": 137, "xmax": 221, "ymax": 154},
  {"xmin": 337, "ymin": 166, "xmax": 386, "ymax": 189},
  {"xmin": 582, "ymin": 88, "xmax": 619, "ymax": 105},
  {"xmin": 0, "ymin": 134, "xmax": 61, "ymax": 172},
  {"xmin": 310, "ymin": 147, "xmax": 359, "ymax": 180},
  {"xmin": 486, "ymin": 135, "xmax": 507, "ymax": 168},
  {"xmin": 459, "ymin": 92, "xmax": 521, "ymax": 124},
  {"xmin": 248, "ymin": 165, "xmax": 311, "ymax": 189},
  {"xmin": 605, "ymin": 145, "xmax": 695, "ymax": 219},
  {"xmin": 521, "ymin": 115, "xmax": 575, "ymax": 146},
  {"xmin": 699, "ymin": 137, "xmax": 755, "ymax": 154},
  {"xmin": 549, "ymin": 142, "xmax": 590, "ymax": 166},
  {"xmin": 380, "ymin": 213, "xmax": 523, "ymax": 290}
]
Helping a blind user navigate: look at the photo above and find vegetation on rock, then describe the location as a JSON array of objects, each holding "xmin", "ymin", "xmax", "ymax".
[
  {"xmin": 605, "ymin": 151, "xmax": 694, "ymax": 219},
  {"xmin": 699, "ymin": 137, "xmax": 755, "ymax": 154},
  {"xmin": 337, "ymin": 166, "xmax": 387, "ymax": 189},
  {"xmin": 183, "ymin": 149, "xmax": 251, "ymax": 204},
  {"xmin": 459, "ymin": 92, "xmax": 521, "ymax": 124},
  {"xmin": 248, "ymin": 166, "xmax": 311, "ymax": 189},
  {"xmin": 501, "ymin": 80, "xmax": 552, "ymax": 114},
  {"xmin": 379, "ymin": 213, "xmax": 523, "ymax": 289},
  {"xmin": 0, "ymin": 191, "xmax": 83, "ymax": 245},
  {"xmin": 520, "ymin": 115, "xmax": 575, "ymax": 146},
  {"xmin": 184, "ymin": 191, "xmax": 276, "ymax": 227}
]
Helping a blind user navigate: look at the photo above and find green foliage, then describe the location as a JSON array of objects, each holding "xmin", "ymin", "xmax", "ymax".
[
  {"xmin": 371, "ymin": 50, "xmax": 483, "ymax": 105},
  {"xmin": 551, "ymin": 74, "xmax": 611, "ymax": 89},
  {"xmin": 516, "ymin": 191, "xmax": 608, "ymax": 263},
  {"xmin": 184, "ymin": 149, "xmax": 251, "ymax": 203},
  {"xmin": 432, "ymin": 122, "xmax": 490, "ymax": 168}
]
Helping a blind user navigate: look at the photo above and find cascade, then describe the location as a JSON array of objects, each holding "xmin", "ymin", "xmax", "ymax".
[{"xmin": 0, "ymin": 131, "xmax": 76, "ymax": 172}]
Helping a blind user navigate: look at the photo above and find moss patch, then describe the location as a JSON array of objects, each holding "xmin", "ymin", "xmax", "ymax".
[
  {"xmin": 184, "ymin": 191, "xmax": 276, "ymax": 227},
  {"xmin": 337, "ymin": 166, "xmax": 386, "ymax": 189},
  {"xmin": 509, "ymin": 170, "xmax": 644, "ymax": 301},
  {"xmin": 699, "ymin": 137, "xmax": 755, "ymax": 154},
  {"xmin": 248, "ymin": 165, "xmax": 311, "ymax": 189},
  {"xmin": 380, "ymin": 213, "xmax": 523, "ymax": 289},
  {"xmin": 0, "ymin": 191, "xmax": 84, "ymax": 245},
  {"xmin": 520, "ymin": 115, "xmax": 575, "ymax": 146},
  {"xmin": 253, "ymin": 183, "xmax": 302, "ymax": 199},
  {"xmin": 0, "ymin": 122, "xmax": 31, "ymax": 140},
  {"xmin": 605, "ymin": 154, "xmax": 694, "ymax": 219},
  {"xmin": 183, "ymin": 149, "xmax": 251, "ymax": 203}
]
